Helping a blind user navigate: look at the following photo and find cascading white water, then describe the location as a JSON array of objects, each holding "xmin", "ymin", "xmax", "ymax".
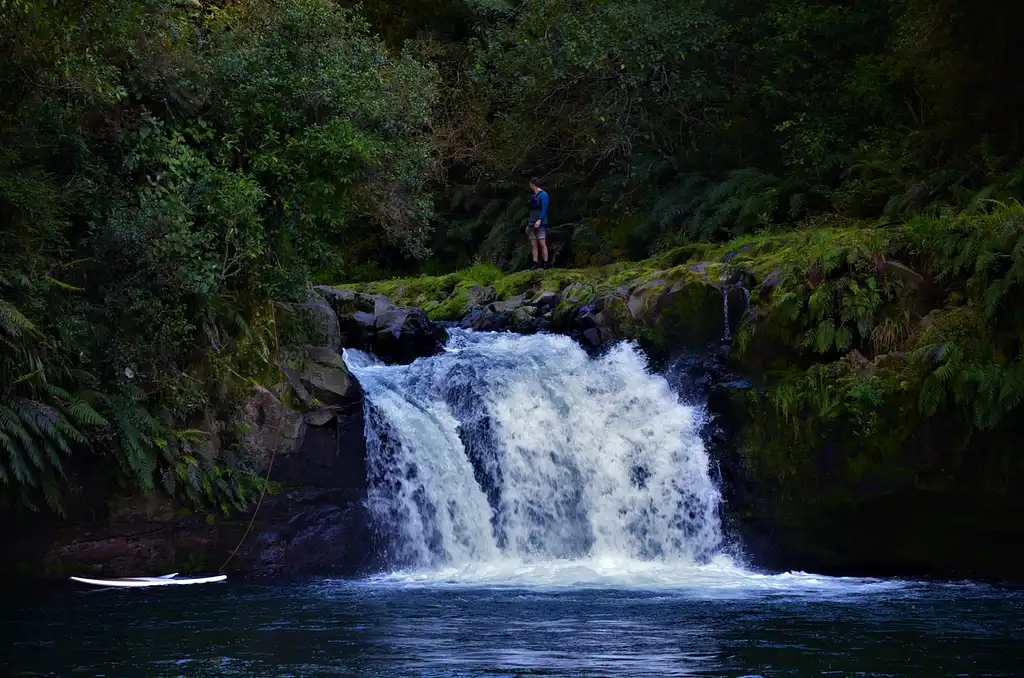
[{"xmin": 344, "ymin": 329, "xmax": 724, "ymax": 574}]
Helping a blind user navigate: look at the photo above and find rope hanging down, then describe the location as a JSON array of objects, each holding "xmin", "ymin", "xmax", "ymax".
[{"xmin": 218, "ymin": 302, "xmax": 287, "ymax": 573}]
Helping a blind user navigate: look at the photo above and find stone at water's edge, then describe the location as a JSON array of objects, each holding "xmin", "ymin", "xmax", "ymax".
[
  {"xmin": 373, "ymin": 304, "xmax": 448, "ymax": 364},
  {"xmin": 315, "ymin": 285, "xmax": 448, "ymax": 364},
  {"xmin": 287, "ymin": 346, "xmax": 363, "ymax": 409}
]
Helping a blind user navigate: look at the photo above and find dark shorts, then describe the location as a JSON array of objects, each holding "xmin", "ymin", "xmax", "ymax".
[{"xmin": 528, "ymin": 225, "xmax": 546, "ymax": 241}]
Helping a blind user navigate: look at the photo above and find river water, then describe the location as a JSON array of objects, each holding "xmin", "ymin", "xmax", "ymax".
[
  {"xmin": 6, "ymin": 331, "xmax": 1022, "ymax": 676},
  {"xmin": 5, "ymin": 574, "xmax": 1024, "ymax": 677}
]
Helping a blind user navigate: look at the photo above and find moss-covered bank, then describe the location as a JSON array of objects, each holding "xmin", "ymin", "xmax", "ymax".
[{"xmin": 333, "ymin": 205, "xmax": 1024, "ymax": 579}]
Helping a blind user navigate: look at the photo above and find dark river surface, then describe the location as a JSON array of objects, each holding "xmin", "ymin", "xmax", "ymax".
[{"xmin": 4, "ymin": 564, "xmax": 1023, "ymax": 677}]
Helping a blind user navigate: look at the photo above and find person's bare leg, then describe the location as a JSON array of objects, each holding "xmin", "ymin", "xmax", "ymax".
[
  {"xmin": 530, "ymin": 238, "xmax": 539, "ymax": 263},
  {"xmin": 539, "ymin": 238, "xmax": 548, "ymax": 263}
]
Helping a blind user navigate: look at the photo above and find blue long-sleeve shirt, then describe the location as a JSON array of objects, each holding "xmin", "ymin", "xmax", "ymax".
[{"xmin": 529, "ymin": 190, "xmax": 549, "ymax": 225}]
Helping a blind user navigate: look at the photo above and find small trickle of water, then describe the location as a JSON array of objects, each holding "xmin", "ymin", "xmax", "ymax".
[
  {"xmin": 344, "ymin": 330, "xmax": 723, "ymax": 571},
  {"xmin": 719, "ymin": 284, "xmax": 752, "ymax": 342},
  {"xmin": 721, "ymin": 286, "xmax": 731, "ymax": 340}
]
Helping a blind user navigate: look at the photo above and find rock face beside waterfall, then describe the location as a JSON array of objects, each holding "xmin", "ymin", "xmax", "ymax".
[
  {"xmin": 3, "ymin": 378, "xmax": 377, "ymax": 580},
  {"xmin": 344, "ymin": 259, "xmax": 749, "ymax": 355}
]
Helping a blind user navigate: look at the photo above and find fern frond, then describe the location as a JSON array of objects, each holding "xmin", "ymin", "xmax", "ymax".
[
  {"xmin": 0, "ymin": 298, "xmax": 35, "ymax": 337},
  {"xmin": 40, "ymin": 472, "xmax": 64, "ymax": 516}
]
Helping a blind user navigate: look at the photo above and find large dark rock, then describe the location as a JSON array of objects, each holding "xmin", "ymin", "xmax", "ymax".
[
  {"xmin": 315, "ymin": 286, "xmax": 448, "ymax": 364},
  {"xmin": 315, "ymin": 286, "xmax": 377, "ymax": 350},
  {"xmin": 283, "ymin": 345, "xmax": 363, "ymax": 409},
  {"xmin": 302, "ymin": 296, "xmax": 342, "ymax": 353},
  {"xmin": 373, "ymin": 299, "xmax": 448, "ymax": 364},
  {"xmin": 462, "ymin": 301, "xmax": 512, "ymax": 332},
  {"xmin": 253, "ymin": 500, "xmax": 377, "ymax": 576},
  {"xmin": 241, "ymin": 404, "xmax": 378, "ymax": 576}
]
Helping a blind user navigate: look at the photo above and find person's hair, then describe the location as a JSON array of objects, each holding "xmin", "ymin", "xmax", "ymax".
[{"xmin": 530, "ymin": 176, "xmax": 545, "ymax": 188}]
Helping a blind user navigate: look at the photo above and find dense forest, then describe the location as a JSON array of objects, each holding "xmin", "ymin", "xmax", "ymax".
[{"xmin": 3, "ymin": 0, "xmax": 1024, "ymax": 517}]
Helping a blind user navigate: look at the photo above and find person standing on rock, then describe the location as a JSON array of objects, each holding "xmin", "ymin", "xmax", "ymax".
[{"xmin": 526, "ymin": 177, "xmax": 550, "ymax": 270}]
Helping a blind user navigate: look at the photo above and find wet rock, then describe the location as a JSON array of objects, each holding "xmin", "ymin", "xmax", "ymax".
[
  {"xmin": 253, "ymin": 500, "xmax": 378, "ymax": 576},
  {"xmin": 466, "ymin": 284, "xmax": 496, "ymax": 309},
  {"xmin": 510, "ymin": 305, "xmax": 537, "ymax": 327},
  {"xmin": 238, "ymin": 386, "xmax": 305, "ymax": 472},
  {"xmin": 373, "ymin": 304, "xmax": 448, "ymax": 364},
  {"xmin": 314, "ymin": 287, "xmax": 377, "ymax": 350},
  {"xmin": 467, "ymin": 302, "xmax": 512, "ymax": 332},
  {"xmin": 459, "ymin": 307, "xmax": 486, "ymax": 329},
  {"xmin": 725, "ymin": 285, "xmax": 751, "ymax": 338},
  {"xmin": 581, "ymin": 326, "xmax": 615, "ymax": 348},
  {"xmin": 317, "ymin": 287, "xmax": 448, "ymax": 364},
  {"xmin": 532, "ymin": 291, "xmax": 558, "ymax": 311},
  {"xmin": 302, "ymin": 297, "xmax": 342, "ymax": 353}
]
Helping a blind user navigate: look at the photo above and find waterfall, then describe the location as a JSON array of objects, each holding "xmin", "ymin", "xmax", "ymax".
[{"xmin": 343, "ymin": 330, "xmax": 723, "ymax": 572}]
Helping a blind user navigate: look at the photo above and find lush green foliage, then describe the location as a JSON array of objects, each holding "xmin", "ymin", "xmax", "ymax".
[
  {"xmin": 392, "ymin": 0, "xmax": 1024, "ymax": 273},
  {"xmin": 0, "ymin": 0, "xmax": 437, "ymax": 514},
  {"xmin": 729, "ymin": 204, "xmax": 1024, "ymax": 503},
  {"xmin": 5, "ymin": 0, "xmax": 1024, "ymax": 515}
]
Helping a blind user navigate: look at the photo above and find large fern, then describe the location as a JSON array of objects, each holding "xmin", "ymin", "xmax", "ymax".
[
  {"xmin": 0, "ymin": 295, "xmax": 105, "ymax": 514},
  {"xmin": 1, "ymin": 285, "xmax": 265, "ymax": 515}
]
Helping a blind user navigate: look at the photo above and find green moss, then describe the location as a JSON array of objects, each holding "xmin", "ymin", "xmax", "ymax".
[
  {"xmin": 737, "ymin": 355, "xmax": 921, "ymax": 511},
  {"xmin": 641, "ymin": 280, "xmax": 726, "ymax": 355},
  {"xmin": 359, "ymin": 273, "xmax": 460, "ymax": 312},
  {"xmin": 429, "ymin": 284, "xmax": 472, "ymax": 320},
  {"xmin": 462, "ymin": 261, "xmax": 504, "ymax": 286}
]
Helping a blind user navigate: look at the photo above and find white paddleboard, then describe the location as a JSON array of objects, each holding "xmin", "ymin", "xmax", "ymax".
[{"xmin": 70, "ymin": 573, "xmax": 226, "ymax": 588}]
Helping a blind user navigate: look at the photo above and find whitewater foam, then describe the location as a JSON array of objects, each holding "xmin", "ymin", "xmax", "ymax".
[
  {"xmin": 351, "ymin": 555, "xmax": 907, "ymax": 598},
  {"xmin": 345, "ymin": 330, "xmax": 723, "ymax": 568},
  {"xmin": 343, "ymin": 329, "xmax": 907, "ymax": 596}
]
